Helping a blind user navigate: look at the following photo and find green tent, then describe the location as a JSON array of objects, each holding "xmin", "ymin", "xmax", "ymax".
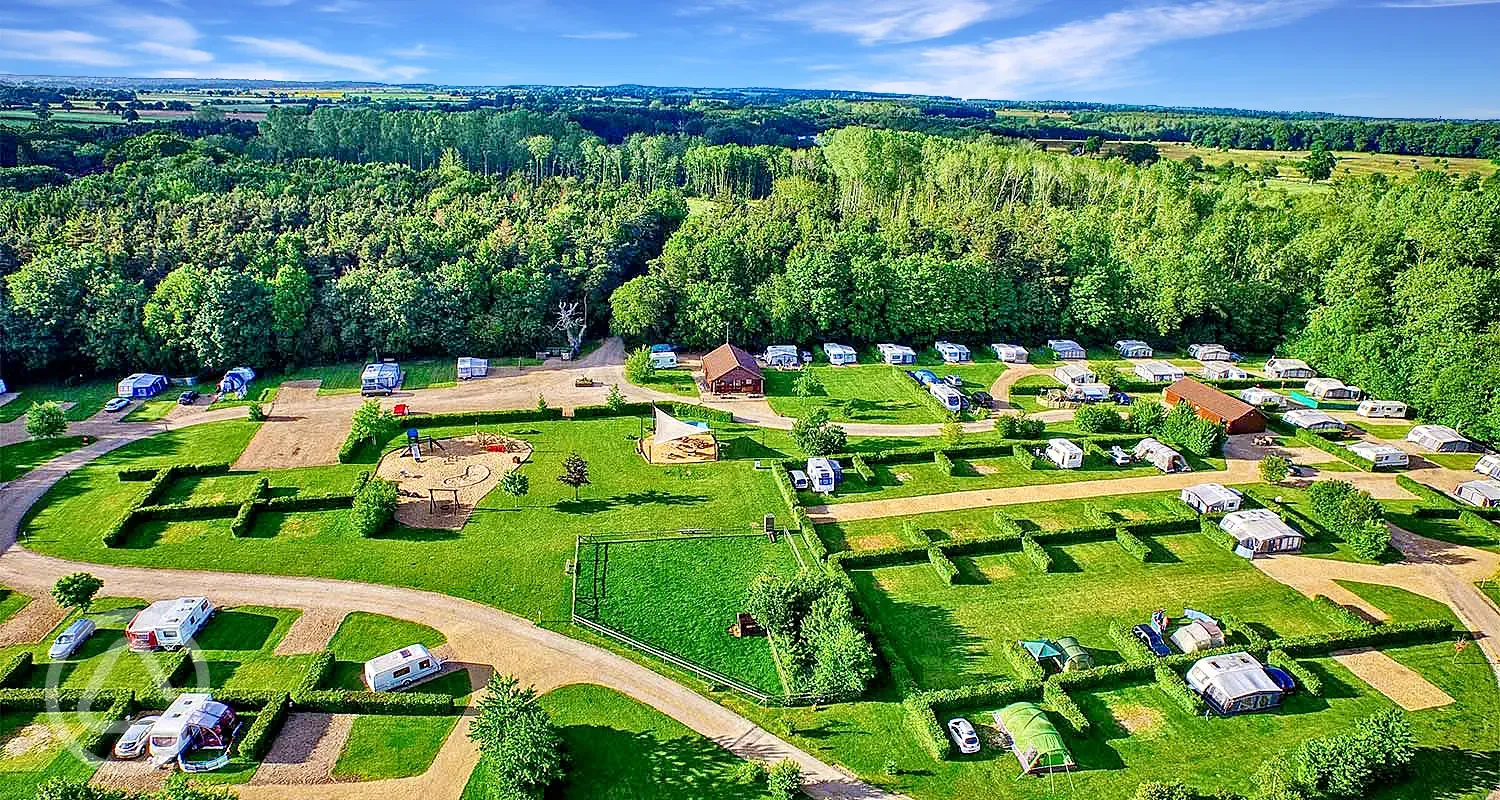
[
  {"xmin": 996, "ymin": 702, "xmax": 1076, "ymax": 775},
  {"xmin": 1055, "ymin": 636, "xmax": 1094, "ymax": 672}
]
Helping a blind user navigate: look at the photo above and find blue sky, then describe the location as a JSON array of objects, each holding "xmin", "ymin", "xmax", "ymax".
[{"xmin": 1, "ymin": 0, "xmax": 1497, "ymax": 118}]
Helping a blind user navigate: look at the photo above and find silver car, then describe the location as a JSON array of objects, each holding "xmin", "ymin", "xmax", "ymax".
[
  {"xmin": 48, "ymin": 618, "xmax": 96, "ymax": 660},
  {"xmin": 112, "ymin": 715, "xmax": 160, "ymax": 760}
]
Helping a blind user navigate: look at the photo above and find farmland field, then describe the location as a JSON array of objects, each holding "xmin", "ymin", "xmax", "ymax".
[
  {"xmin": 581, "ymin": 534, "xmax": 806, "ymax": 695},
  {"xmin": 1155, "ymin": 142, "xmax": 1499, "ymax": 180}
]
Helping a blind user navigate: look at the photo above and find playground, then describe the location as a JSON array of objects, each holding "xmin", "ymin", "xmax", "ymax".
[{"xmin": 374, "ymin": 432, "xmax": 532, "ymax": 529}]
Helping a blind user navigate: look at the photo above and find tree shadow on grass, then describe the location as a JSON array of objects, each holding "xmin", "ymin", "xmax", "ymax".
[
  {"xmin": 555, "ymin": 725, "xmax": 770, "ymax": 800},
  {"xmin": 1373, "ymin": 747, "xmax": 1500, "ymax": 800},
  {"xmin": 848, "ymin": 573, "xmax": 1000, "ymax": 689},
  {"xmin": 554, "ymin": 490, "xmax": 709, "ymax": 515}
]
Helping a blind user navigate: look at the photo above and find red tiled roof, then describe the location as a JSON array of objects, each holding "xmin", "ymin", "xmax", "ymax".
[
  {"xmin": 702, "ymin": 343, "xmax": 762, "ymax": 384},
  {"xmin": 1164, "ymin": 378, "xmax": 1257, "ymax": 422}
]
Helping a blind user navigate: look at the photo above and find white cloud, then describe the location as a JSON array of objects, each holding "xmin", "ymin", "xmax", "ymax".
[
  {"xmin": 386, "ymin": 43, "xmax": 434, "ymax": 58},
  {"xmin": 560, "ymin": 30, "xmax": 638, "ymax": 39},
  {"xmin": 774, "ymin": 0, "xmax": 1002, "ymax": 44},
  {"xmin": 227, "ymin": 35, "xmax": 427, "ymax": 80},
  {"xmin": 133, "ymin": 41, "xmax": 213, "ymax": 62},
  {"xmin": 867, "ymin": 0, "xmax": 1331, "ymax": 98},
  {"xmin": 0, "ymin": 28, "xmax": 130, "ymax": 66},
  {"xmin": 153, "ymin": 62, "xmax": 303, "ymax": 80},
  {"xmin": 109, "ymin": 12, "xmax": 198, "ymax": 45}
]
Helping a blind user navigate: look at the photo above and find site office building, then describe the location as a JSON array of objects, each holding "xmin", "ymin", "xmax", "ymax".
[{"xmin": 1163, "ymin": 378, "xmax": 1267, "ymax": 435}]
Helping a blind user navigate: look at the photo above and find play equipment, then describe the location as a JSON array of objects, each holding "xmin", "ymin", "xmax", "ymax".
[{"xmin": 403, "ymin": 429, "xmax": 448, "ymax": 462}]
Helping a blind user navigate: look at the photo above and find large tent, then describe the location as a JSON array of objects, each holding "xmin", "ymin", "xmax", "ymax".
[
  {"xmin": 639, "ymin": 406, "xmax": 718, "ymax": 464},
  {"xmin": 995, "ymin": 702, "xmax": 1076, "ymax": 775}
]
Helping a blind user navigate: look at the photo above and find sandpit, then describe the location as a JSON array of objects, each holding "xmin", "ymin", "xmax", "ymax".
[{"xmin": 375, "ymin": 433, "xmax": 532, "ymax": 530}]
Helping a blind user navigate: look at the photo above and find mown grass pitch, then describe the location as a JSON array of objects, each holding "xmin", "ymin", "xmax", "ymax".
[{"xmin": 765, "ymin": 353, "xmax": 1008, "ymax": 425}]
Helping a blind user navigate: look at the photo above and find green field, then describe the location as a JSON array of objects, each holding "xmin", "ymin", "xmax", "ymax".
[
  {"xmin": 332, "ymin": 714, "xmax": 457, "ymax": 780},
  {"xmin": 22, "ymin": 417, "xmax": 792, "ymax": 620},
  {"xmin": 849, "ymin": 532, "xmax": 1337, "ymax": 690},
  {"xmin": 0, "ymin": 711, "xmax": 96, "ymax": 800},
  {"xmin": 0, "ymin": 589, "xmax": 28, "ymax": 627},
  {"xmin": 0, "ymin": 379, "xmax": 121, "ymax": 423},
  {"xmin": 584, "ymin": 535, "xmax": 806, "ymax": 695},
  {"xmin": 0, "ymin": 436, "xmax": 87, "ymax": 483},
  {"xmin": 635, "ymin": 368, "xmax": 701, "ymax": 397},
  {"xmin": 462, "ymin": 683, "xmax": 772, "ymax": 800},
  {"xmin": 275, "ymin": 358, "xmax": 458, "ymax": 394},
  {"xmin": 764, "ymin": 352, "xmax": 1007, "ymax": 425}
]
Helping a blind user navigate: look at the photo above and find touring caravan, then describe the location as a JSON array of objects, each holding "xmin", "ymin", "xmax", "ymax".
[
  {"xmin": 1348, "ymin": 441, "xmax": 1409, "ymax": 470},
  {"xmin": 1186, "ymin": 652, "xmax": 1292, "ymax": 716},
  {"xmin": 117, "ymin": 373, "xmax": 168, "ymax": 400},
  {"xmin": 360, "ymin": 362, "xmax": 402, "ymax": 396},
  {"xmin": 649, "ymin": 349, "xmax": 678, "ymax": 369},
  {"xmin": 1046, "ymin": 339, "xmax": 1086, "ymax": 360},
  {"xmin": 1181, "ymin": 483, "xmax": 1242, "ymax": 514},
  {"xmin": 806, "ymin": 458, "xmax": 844, "ymax": 494},
  {"xmin": 456, "ymin": 357, "xmax": 489, "ymax": 379},
  {"xmin": 1054, "ymin": 364, "xmax": 1097, "ymax": 385},
  {"xmin": 148, "ymin": 693, "xmax": 239, "ymax": 769},
  {"xmin": 763, "ymin": 345, "xmax": 801, "ymax": 368},
  {"xmin": 877, "ymin": 343, "xmax": 917, "ymax": 365},
  {"xmin": 1044, "ymin": 439, "xmax": 1084, "ymax": 469},
  {"xmin": 363, "ymin": 644, "xmax": 444, "ymax": 691},
  {"xmin": 1475, "ymin": 454, "xmax": 1500, "ymax": 481},
  {"xmin": 126, "ymin": 597, "xmax": 215, "ymax": 651},
  {"xmin": 1355, "ymin": 399, "xmax": 1407, "ymax": 419},
  {"xmin": 930, "ymin": 384, "xmax": 965, "ymax": 412},
  {"xmin": 1188, "ymin": 343, "xmax": 1232, "ymax": 362},
  {"xmin": 822, "ymin": 343, "xmax": 858, "ymax": 366},
  {"xmin": 1114, "ymin": 340, "xmax": 1154, "ymax": 358},
  {"xmin": 934, "ymin": 341, "xmax": 971, "ymax": 363},
  {"xmin": 990, "ymin": 343, "xmax": 1029, "ymax": 363},
  {"xmin": 1457, "ymin": 480, "xmax": 1500, "ymax": 509},
  {"xmin": 1305, "ymin": 378, "xmax": 1362, "ymax": 401}
]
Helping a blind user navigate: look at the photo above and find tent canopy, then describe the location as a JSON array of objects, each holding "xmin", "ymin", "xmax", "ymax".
[
  {"xmin": 653, "ymin": 406, "xmax": 708, "ymax": 445},
  {"xmin": 997, "ymin": 702, "xmax": 1074, "ymax": 772},
  {"xmin": 1020, "ymin": 640, "xmax": 1062, "ymax": 660}
]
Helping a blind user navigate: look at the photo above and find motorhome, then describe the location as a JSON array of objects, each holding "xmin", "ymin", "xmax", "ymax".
[
  {"xmin": 148, "ymin": 693, "xmax": 239, "ymax": 768},
  {"xmin": 363, "ymin": 644, "xmax": 444, "ymax": 691}
]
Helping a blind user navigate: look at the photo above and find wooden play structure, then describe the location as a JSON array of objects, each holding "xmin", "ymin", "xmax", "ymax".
[{"xmin": 376, "ymin": 432, "xmax": 532, "ymax": 529}]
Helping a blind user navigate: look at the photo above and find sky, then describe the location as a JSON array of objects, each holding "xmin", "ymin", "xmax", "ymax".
[{"xmin": 1, "ymin": 0, "xmax": 1497, "ymax": 118}]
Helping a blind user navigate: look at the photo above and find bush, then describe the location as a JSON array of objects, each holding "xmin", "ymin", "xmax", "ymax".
[
  {"xmin": 1116, "ymin": 527, "xmax": 1151, "ymax": 562},
  {"xmin": 1162, "ymin": 403, "xmax": 1227, "ymax": 456},
  {"xmin": 791, "ymin": 408, "xmax": 847, "ymax": 457},
  {"xmin": 296, "ymin": 689, "xmax": 456, "ymax": 714},
  {"xmin": 1021, "ymin": 535, "xmax": 1052, "ymax": 572},
  {"xmin": 927, "ymin": 548, "xmax": 959, "ymax": 584},
  {"xmin": 295, "ymin": 650, "xmax": 336, "ymax": 699},
  {"xmin": 1042, "ymin": 681, "xmax": 1089, "ymax": 736},
  {"xmin": 1154, "ymin": 665, "xmax": 1205, "ymax": 715},
  {"xmin": 999, "ymin": 414, "xmax": 1045, "ymax": 439},
  {"xmin": 247, "ymin": 402, "xmax": 267, "ymax": 421},
  {"xmin": 236, "ymin": 692, "xmax": 291, "ymax": 760},
  {"xmin": 1266, "ymin": 649, "xmax": 1322, "ymax": 696},
  {"xmin": 625, "ymin": 345, "xmax": 656, "ymax": 383},
  {"xmin": 1346, "ymin": 520, "xmax": 1392, "ymax": 561},
  {"xmin": 934, "ymin": 450, "xmax": 957, "ymax": 476},
  {"xmin": 25, "ymin": 400, "xmax": 68, "ymax": 439},
  {"xmin": 1075, "ymin": 404, "xmax": 1124, "ymax": 433},
  {"xmin": 1133, "ymin": 781, "xmax": 1195, "ymax": 800},
  {"xmin": 744, "ymin": 571, "xmax": 875, "ymax": 702},
  {"xmin": 767, "ymin": 758, "xmax": 802, "ymax": 800},
  {"xmin": 1258, "ymin": 454, "xmax": 1291, "ymax": 484},
  {"xmin": 1127, "ymin": 398, "xmax": 1168, "ymax": 434},
  {"xmin": 0, "ymin": 652, "xmax": 33, "ymax": 687},
  {"xmin": 1006, "ymin": 639, "xmax": 1047, "ymax": 681},
  {"xmin": 351, "ymin": 477, "xmax": 398, "ymax": 537}
]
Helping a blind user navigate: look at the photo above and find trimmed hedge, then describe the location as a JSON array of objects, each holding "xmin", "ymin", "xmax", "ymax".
[
  {"xmin": 0, "ymin": 688, "xmax": 133, "ymax": 713},
  {"xmin": 902, "ymin": 696, "xmax": 951, "ymax": 760},
  {"xmin": 1109, "ymin": 623, "xmax": 1155, "ymax": 664},
  {"xmin": 264, "ymin": 492, "xmax": 356, "ymax": 512},
  {"xmin": 1218, "ymin": 614, "xmax": 1268, "ymax": 650},
  {"xmin": 925, "ymin": 677, "xmax": 1044, "ymax": 714},
  {"xmin": 1198, "ymin": 516, "xmax": 1238, "ymax": 550},
  {"xmin": 0, "ymin": 652, "xmax": 33, "ymax": 687},
  {"xmin": 1116, "ymin": 528, "xmax": 1151, "ymax": 562},
  {"xmin": 1311, "ymin": 595, "xmax": 1377, "ymax": 633},
  {"xmin": 1396, "ymin": 474, "xmax": 1458, "ymax": 508},
  {"xmin": 991, "ymin": 512, "xmax": 1025, "ymax": 539},
  {"xmin": 236, "ymin": 692, "xmax": 292, "ymax": 761},
  {"xmin": 572, "ymin": 401, "xmax": 652, "ymax": 419},
  {"xmin": 1154, "ymin": 665, "xmax": 1205, "ymax": 715},
  {"xmin": 159, "ymin": 649, "xmax": 196, "ymax": 689},
  {"xmin": 230, "ymin": 500, "xmax": 264, "ymax": 537},
  {"xmin": 118, "ymin": 467, "xmax": 159, "ymax": 481},
  {"xmin": 1266, "ymin": 649, "xmax": 1323, "ymax": 696},
  {"xmin": 828, "ymin": 545, "xmax": 928, "ymax": 571},
  {"xmin": 850, "ymin": 455, "xmax": 875, "ymax": 482},
  {"xmin": 934, "ymin": 450, "xmax": 957, "ymax": 476},
  {"xmin": 295, "ymin": 689, "xmax": 457, "ymax": 715},
  {"xmin": 136, "ymin": 500, "xmax": 245, "ymax": 521},
  {"xmin": 1021, "ymin": 535, "xmax": 1052, "ymax": 572},
  {"xmin": 927, "ymin": 548, "xmax": 959, "ymax": 584},
  {"xmin": 1042, "ymin": 681, "xmax": 1089, "ymax": 736},
  {"xmin": 1006, "ymin": 640, "xmax": 1047, "ymax": 681},
  {"xmin": 1012, "ymin": 447, "xmax": 1042, "ymax": 470},
  {"xmin": 1277, "ymin": 619, "xmax": 1452, "ymax": 656},
  {"xmin": 903, "ymin": 519, "xmax": 933, "ymax": 547},
  {"xmin": 294, "ymin": 650, "xmax": 336, "ymax": 700}
]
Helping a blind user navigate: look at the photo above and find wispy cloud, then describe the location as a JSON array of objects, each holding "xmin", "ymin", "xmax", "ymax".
[
  {"xmin": 560, "ymin": 30, "xmax": 637, "ymax": 40},
  {"xmin": 133, "ymin": 41, "xmax": 213, "ymax": 62},
  {"xmin": 774, "ymin": 0, "xmax": 1004, "ymax": 44},
  {"xmin": 227, "ymin": 35, "xmax": 427, "ymax": 80},
  {"xmin": 154, "ymin": 62, "xmax": 303, "ymax": 81},
  {"xmin": 386, "ymin": 43, "xmax": 435, "ymax": 58},
  {"xmin": 0, "ymin": 28, "xmax": 130, "ymax": 66},
  {"xmin": 867, "ymin": 0, "xmax": 1331, "ymax": 98}
]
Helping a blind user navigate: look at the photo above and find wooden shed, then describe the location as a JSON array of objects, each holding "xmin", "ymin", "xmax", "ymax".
[
  {"xmin": 1163, "ymin": 378, "xmax": 1266, "ymax": 435},
  {"xmin": 702, "ymin": 343, "xmax": 764, "ymax": 395}
]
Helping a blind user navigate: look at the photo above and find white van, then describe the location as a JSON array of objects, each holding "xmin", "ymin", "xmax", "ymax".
[
  {"xmin": 363, "ymin": 644, "xmax": 443, "ymax": 691},
  {"xmin": 788, "ymin": 469, "xmax": 810, "ymax": 490},
  {"xmin": 1355, "ymin": 399, "xmax": 1407, "ymax": 419}
]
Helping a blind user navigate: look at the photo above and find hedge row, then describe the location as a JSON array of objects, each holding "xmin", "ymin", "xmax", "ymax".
[
  {"xmin": 0, "ymin": 652, "xmax": 32, "ymax": 687},
  {"xmin": 902, "ymin": 696, "xmax": 951, "ymax": 760},
  {"xmin": 296, "ymin": 689, "xmax": 457, "ymax": 714},
  {"xmin": 230, "ymin": 500, "xmax": 263, "ymax": 537},
  {"xmin": 295, "ymin": 650, "xmax": 336, "ymax": 699},
  {"xmin": 1154, "ymin": 665, "xmax": 1206, "ymax": 715},
  {"xmin": 1395, "ymin": 474, "xmax": 1458, "ymax": 508},
  {"xmin": 1042, "ymin": 681, "xmax": 1089, "ymax": 736},
  {"xmin": 1266, "ymin": 649, "xmax": 1323, "ymax": 697},
  {"xmin": 1276, "ymin": 619, "xmax": 1453, "ymax": 656},
  {"xmin": 1006, "ymin": 640, "xmax": 1047, "ymax": 681},
  {"xmin": 927, "ymin": 548, "xmax": 959, "ymax": 584},
  {"xmin": 850, "ymin": 455, "xmax": 875, "ymax": 482},
  {"xmin": 1021, "ymin": 535, "xmax": 1052, "ymax": 572},
  {"xmin": 1310, "ymin": 595, "xmax": 1377, "ymax": 633},
  {"xmin": 1116, "ymin": 528, "xmax": 1150, "ymax": 562},
  {"xmin": 903, "ymin": 520, "xmax": 933, "ymax": 547},
  {"xmin": 160, "ymin": 649, "xmax": 196, "ymax": 689},
  {"xmin": 1198, "ymin": 517, "xmax": 1238, "ymax": 551},
  {"xmin": 1460, "ymin": 511, "xmax": 1500, "ymax": 537},
  {"xmin": 1218, "ymin": 614, "xmax": 1268, "ymax": 651},
  {"xmin": 1012, "ymin": 447, "xmax": 1042, "ymax": 470},
  {"xmin": 236, "ymin": 692, "xmax": 292, "ymax": 761},
  {"xmin": 264, "ymin": 492, "xmax": 356, "ymax": 512},
  {"xmin": 1293, "ymin": 428, "xmax": 1375, "ymax": 471},
  {"xmin": 934, "ymin": 450, "xmax": 957, "ymax": 476},
  {"xmin": 924, "ymin": 677, "xmax": 1043, "ymax": 714},
  {"xmin": 0, "ymin": 687, "xmax": 132, "ymax": 713},
  {"xmin": 992, "ymin": 512, "xmax": 1025, "ymax": 538}
]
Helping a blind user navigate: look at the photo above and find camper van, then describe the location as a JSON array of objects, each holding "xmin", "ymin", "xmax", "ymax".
[
  {"xmin": 126, "ymin": 597, "xmax": 215, "ymax": 652},
  {"xmin": 363, "ymin": 644, "xmax": 444, "ymax": 691},
  {"xmin": 1045, "ymin": 439, "xmax": 1085, "ymax": 469},
  {"xmin": 1355, "ymin": 399, "xmax": 1407, "ymax": 419},
  {"xmin": 930, "ymin": 383, "xmax": 965, "ymax": 412},
  {"xmin": 806, "ymin": 458, "xmax": 843, "ymax": 494},
  {"xmin": 148, "ymin": 694, "xmax": 239, "ymax": 768},
  {"xmin": 360, "ymin": 362, "xmax": 402, "ymax": 396}
]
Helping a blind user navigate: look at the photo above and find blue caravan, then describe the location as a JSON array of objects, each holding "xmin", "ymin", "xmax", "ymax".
[
  {"xmin": 217, "ymin": 367, "xmax": 256, "ymax": 397},
  {"xmin": 117, "ymin": 373, "xmax": 168, "ymax": 400},
  {"xmin": 361, "ymin": 362, "xmax": 402, "ymax": 396}
]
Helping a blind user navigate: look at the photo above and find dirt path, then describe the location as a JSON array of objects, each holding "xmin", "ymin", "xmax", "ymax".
[
  {"xmin": 1332, "ymin": 648, "xmax": 1454, "ymax": 710},
  {"xmin": 249, "ymin": 713, "xmax": 356, "ymax": 786},
  {"xmin": 0, "ymin": 593, "xmax": 64, "ymax": 647},
  {"xmin": 273, "ymin": 608, "xmax": 347, "ymax": 656}
]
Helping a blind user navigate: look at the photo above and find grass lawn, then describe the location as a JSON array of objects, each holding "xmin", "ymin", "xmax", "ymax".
[
  {"xmin": 462, "ymin": 683, "xmax": 772, "ymax": 800},
  {"xmin": 584, "ymin": 535, "xmax": 806, "ymax": 695},
  {"xmin": 0, "ymin": 588, "xmax": 29, "ymax": 626},
  {"xmin": 275, "ymin": 358, "xmax": 458, "ymax": 395},
  {"xmin": 0, "ymin": 436, "xmax": 87, "ymax": 483},
  {"xmin": 636, "ymin": 368, "xmax": 700, "ymax": 398},
  {"xmin": 1423, "ymin": 452, "xmax": 1483, "ymax": 471},
  {"xmin": 324, "ymin": 611, "xmax": 457, "ymax": 692},
  {"xmin": 849, "ymin": 532, "xmax": 1338, "ymax": 690},
  {"xmin": 1354, "ymin": 421, "xmax": 1415, "ymax": 440},
  {"xmin": 0, "ymin": 379, "xmax": 120, "ymax": 423},
  {"xmin": 0, "ymin": 711, "xmax": 97, "ymax": 800},
  {"xmin": 818, "ymin": 492, "xmax": 1192, "ymax": 552},
  {"xmin": 332, "ymin": 714, "xmax": 457, "ymax": 780},
  {"xmin": 800, "ymin": 448, "xmax": 1226, "ymax": 506},
  {"xmin": 123, "ymin": 386, "xmax": 190, "ymax": 422},
  {"xmin": 1006, "ymin": 375, "xmax": 1064, "ymax": 414},
  {"xmin": 24, "ymin": 417, "xmax": 791, "ymax": 621},
  {"xmin": 1388, "ymin": 510, "xmax": 1500, "ymax": 551},
  {"xmin": 1335, "ymin": 581, "xmax": 1460, "ymax": 625}
]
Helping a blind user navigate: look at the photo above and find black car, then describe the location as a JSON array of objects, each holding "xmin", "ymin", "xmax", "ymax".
[
  {"xmin": 969, "ymin": 391, "xmax": 994, "ymax": 409},
  {"xmin": 1131, "ymin": 624, "xmax": 1172, "ymax": 657},
  {"xmin": 177, "ymin": 390, "xmax": 200, "ymax": 405}
]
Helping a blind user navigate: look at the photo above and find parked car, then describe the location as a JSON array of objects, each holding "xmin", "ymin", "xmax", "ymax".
[
  {"xmin": 177, "ymin": 390, "xmax": 200, "ymax": 405},
  {"xmin": 48, "ymin": 618, "xmax": 97, "ymax": 659},
  {"xmin": 1110, "ymin": 392, "xmax": 1134, "ymax": 406},
  {"xmin": 1229, "ymin": 352, "xmax": 1245, "ymax": 362},
  {"xmin": 112, "ymin": 714, "xmax": 161, "ymax": 759},
  {"xmin": 1131, "ymin": 624, "xmax": 1172, "ymax": 657},
  {"xmin": 946, "ymin": 717, "xmax": 981, "ymax": 754},
  {"xmin": 788, "ymin": 470, "xmax": 810, "ymax": 490},
  {"xmin": 1109, "ymin": 446, "xmax": 1132, "ymax": 466},
  {"xmin": 104, "ymin": 398, "xmax": 130, "ymax": 412},
  {"xmin": 969, "ymin": 391, "xmax": 994, "ymax": 409},
  {"xmin": 942, "ymin": 374, "xmax": 963, "ymax": 387}
]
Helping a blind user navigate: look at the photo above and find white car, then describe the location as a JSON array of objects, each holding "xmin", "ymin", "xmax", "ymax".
[
  {"xmin": 946, "ymin": 717, "xmax": 981, "ymax": 754},
  {"xmin": 112, "ymin": 715, "xmax": 160, "ymax": 759},
  {"xmin": 104, "ymin": 398, "xmax": 131, "ymax": 412}
]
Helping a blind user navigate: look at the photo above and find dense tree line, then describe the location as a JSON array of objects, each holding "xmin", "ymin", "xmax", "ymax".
[{"xmin": 1, "ymin": 119, "xmax": 1496, "ymax": 442}]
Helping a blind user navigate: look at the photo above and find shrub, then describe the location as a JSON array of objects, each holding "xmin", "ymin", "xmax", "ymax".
[
  {"xmin": 0, "ymin": 651, "xmax": 33, "ymax": 687},
  {"xmin": 767, "ymin": 759, "xmax": 802, "ymax": 800},
  {"xmin": 1133, "ymin": 781, "xmax": 1195, "ymax": 800},
  {"xmin": 247, "ymin": 402, "xmax": 267, "ymax": 421},
  {"xmin": 934, "ymin": 450, "xmax": 957, "ymax": 476},
  {"xmin": 236, "ymin": 692, "xmax": 291, "ymax": 761},
  {"xmin": 744, "ymin": 571, "xmax": 875, "ymax": 702},
  {"xmin": 1116, "ymin": 527, "xmax": 1151, "ymax": 562},
  {"xmin": 295, "ymin": 650, "xmax": 336, "ymax": 699},
  {"xmin": 1006, "ymin": 639, "xmax": 1047, "ymax": 681},
  {"xmin": 791, "ymin": 408, "xmax": 847, "ymax": 457},
  {"xmin": 1346, "ymin": 520, "xmax": 1392, "ymax": 561},
  {"xmin": 1075, "ymin": 404, "xmax": 1124, "ymax": 433},
  {"xmin": 1154, "ymin": 665, "xmax": 1205, "ymax": 715},
  {"xmin": 792, "ymin": 369, "xmax": 823, "ymax": 397},
  {"xmin": 25, "ymin": 400, "xmax": 67, "ymax": 439},
  {"xmin": 1162, "ymin": 403, "xmax": 1226, "ymax": 456},
  {"xmin": 342, "ymin": 399, "xmax": 398, "ymax": 463},
  {"xmin": 1042, "ymin": 681, "xmax": 1089, "ymax": 736},
  {"xmin": 1127, "ymin": 398, "xmax": 1168, "ymax": 434},
  {"xmin": 927, "ymin": 548, "xmax": 959, "ymax": 584},
  {"xmin": 1020, "ymin": 535, "xmax": 1052, "ymax": 572},
  {"xmin": 351, "ymin": 477, "xmax": 398, "ymax": 537},
  {"xmin": 1266, "ymin": 649, "xmax": 1322, "ymax": 696},
  {"xmin": 625, "ymin": 345, "xmax": 656, "ymax": 383},
  {"xmin": 999, "ymin": 414, "xmax": 1045, "ymax": 439},
  {"xmin": 1258, "ymin": 454, "xmax": 1291, "ymax": 484}
]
